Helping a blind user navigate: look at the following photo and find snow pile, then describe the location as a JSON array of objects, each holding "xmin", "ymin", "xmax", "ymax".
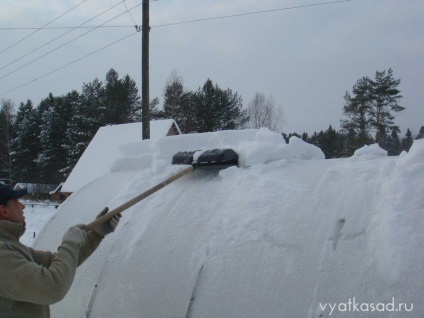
[
  {"xmin": 32, "ymin": 130, "xmax": 423, "ymax": 317},
  {"xmin": 353, "ymin": 143, "xmax": 387, "ymax": 158}
]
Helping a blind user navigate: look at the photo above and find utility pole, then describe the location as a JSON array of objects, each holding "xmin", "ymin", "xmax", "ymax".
[{"xmin": 141, "ymin": 0, "xmax": 150, "ymax": 139}]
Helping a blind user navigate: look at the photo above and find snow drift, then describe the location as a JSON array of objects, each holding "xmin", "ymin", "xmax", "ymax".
[{"xmin": 34, "ymin": 129, "xmax": 424, "ymax": 317}]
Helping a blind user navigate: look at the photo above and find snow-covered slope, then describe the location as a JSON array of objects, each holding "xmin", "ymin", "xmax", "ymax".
[
  {"xmin": 34, "ymin": 129, "xmax": 424, "ymax": 317},
  {"xmin": 62, "ymin": 119, "xmax": 180, "ymax": 193}
]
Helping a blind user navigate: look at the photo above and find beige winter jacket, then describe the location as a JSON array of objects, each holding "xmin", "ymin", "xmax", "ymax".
[{"xmin": 0, "ymin": 220, "xmax": 103, "ymax": 317}]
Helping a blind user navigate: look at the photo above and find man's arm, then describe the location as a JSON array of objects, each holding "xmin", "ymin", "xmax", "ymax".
[{"xmin": 0, "ymin": 240, "xmax": 80, "ymax": 305}]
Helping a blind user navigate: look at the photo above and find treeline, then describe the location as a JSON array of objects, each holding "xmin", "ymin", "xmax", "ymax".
[
  {"xmin": 283, "ymin": 125, "xmax": 422, "ymax": 159},
  {"xmin": 0, "ymin": 67, "xmax": 420, "ymax": 185},
  {"xmin": 150, "ymin": 73, "xmax": 247, "ymax": 133},
  {"xmin": 283, "ymin": 69, "xmax": 422, "ymax": 158},
  {"xmin": 0, "ymin": 69, "xmax": 248, "ymax": 185},
  {"xmin": 0, "ymin": 69, "xmax": 140, "ymax": 184}
]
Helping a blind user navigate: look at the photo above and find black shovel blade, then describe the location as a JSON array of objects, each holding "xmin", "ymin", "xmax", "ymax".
[{"xmin": 172, "ymin": 148, "xmax": 239, "ymax": 168}]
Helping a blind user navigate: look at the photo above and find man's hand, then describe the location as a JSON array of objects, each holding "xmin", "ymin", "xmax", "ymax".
[
  {"xmin": 62, "ymin": 225, "xmax": 87, "ymax": 245},
  {"xmin": 93, "ymin": 207, "xmax": 121, "ymax": 237}
]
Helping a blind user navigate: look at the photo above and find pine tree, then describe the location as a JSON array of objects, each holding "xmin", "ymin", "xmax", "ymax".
[
  {"xmin": 193, "ymin": 79, "xmax": 247, "ymax": 132},
  {"xmin": 402, "ymin": 129, "xmax": 414, "ymax": 152},
  {"xmin": 103, "ymin": 69, "xmax": 139, "ymax": 125},
  {"xmin": 64, "ymin": 80, "xmax": 107, "ymax": 178},
  {"xmin": 321, "ymin": 125, "xmax": 339, "ymax": 159},
  {"xmin": 341, "ymin": 69, "xmax": 403, "ymax": 150},
  {"xmin": 162, "ymin": 73, "xmax": 196, "ymax": 132},
  {"xmin": 386, "ymin": 129, "xmax": 402, "ymax": 156},
  {"xmin": 11, "ymin": 100, "xmax": 41, "ymax": 183},
  {"xmin": 340, "ymin": 77, "xmax": 373, "ymax": 148},
  {"xmin": 163, "ymin": 72, "xmax": 184, "ymax": 120},
  {"xmin": 0, "ymin": 99, "xmax": 15, "ymax": 181},
  {"xmin": 149, "ymin": 97, "xmax": 166, "ymax": 120},
  {"xmin": 416, "ymin": 126, "xmax": 424, "ymax": 140},
  {"xmin": 62, "ymin": 91, "xmax": 87, "ymax": 177},
  {"xmin": 37, "ymin": 94, "xmax": 73, "ymax": 183},
  {"xmin": 342, "ymin": 128, "xmax": 358, "ymax": 157},
  {"xmin": 368, "ymin": 69, "xmax": 404, "ymax": 142}
]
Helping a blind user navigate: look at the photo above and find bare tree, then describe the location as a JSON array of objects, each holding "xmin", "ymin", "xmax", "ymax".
[{"xmin": 246, "ymin": 93, "xmax": 284, "ymax": 132}]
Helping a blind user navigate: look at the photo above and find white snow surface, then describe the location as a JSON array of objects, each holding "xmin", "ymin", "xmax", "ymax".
[
  {"xmin": 62, "ymin": 119, "xmax": 180, "ymax": 193},
  {"xmin": 31, "ymin": 130, "xmax": 424, "ymax": 318},
  {"xmin": 20, "ymin": 201, "xmax": 57, "ymax": 247}
]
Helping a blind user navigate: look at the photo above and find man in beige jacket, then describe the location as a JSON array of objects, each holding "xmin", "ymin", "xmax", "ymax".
[{"xmin": 0, "ymin": 184, "xmax": 120, "ymax": 317}]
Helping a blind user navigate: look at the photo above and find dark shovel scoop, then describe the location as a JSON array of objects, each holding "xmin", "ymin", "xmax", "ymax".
[{"xmin": 172, "ymin": 148, "xmax": 239, "ymax": 168}]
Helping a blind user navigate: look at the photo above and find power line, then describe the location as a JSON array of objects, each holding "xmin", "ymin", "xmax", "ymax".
[
  {"xmin": 0, "ymin": 0, "xmax": 137, "ymax": 72},
  {"xmin": 0, "ymin": 2, "xmax": 143, "ymax": 80},
  {"xmin": 0, "ymin": 31, "xmax": 138, "ymax": 97},
  {"xmin": 0, "ymin": 0, "xmax": 353, "ymax": 97},
  {"xmin": 0, "ymin": 0, "xmax": 350, "ymax": 31},
  {"xmin": 152, "ymin": 0, "xmax": 352, "ymax": 28},
  {"xmin": 0, "ymin": 0, "xmax": 159, "ymax": 31},
  {"xmin": 122, "ymin": 0, "xmax": 139, "ymax": 26},
  {"xmin": 0, "ymin": 0, "xmax": 87, "ymax": 56},
  {"xmin": 0, "ymin": 25, "xmax": 134, "ymax": 31}
]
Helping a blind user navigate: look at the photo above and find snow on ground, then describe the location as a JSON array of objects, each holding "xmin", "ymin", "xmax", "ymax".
[
  {"xmin": 20, "ymin": 201, "xmax": 57, "ymax": 247},
  {"xmin": 31, "ymin": 129, "xmax": 424, "ymax": 318}
]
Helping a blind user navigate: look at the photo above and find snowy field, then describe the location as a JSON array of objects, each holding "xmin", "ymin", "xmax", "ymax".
[
  {"xmin": 29, "ymin": 129, "xmax": 423, "ymax": 318},
  {"xmin": 20, "ymin": 200, "xmax": 58, "ymax": 247}
]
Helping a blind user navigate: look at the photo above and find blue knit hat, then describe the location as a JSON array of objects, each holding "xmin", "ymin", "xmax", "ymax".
[{"xmin": 0, "ymin": 184, "xmax": 27, "ymax": 205}]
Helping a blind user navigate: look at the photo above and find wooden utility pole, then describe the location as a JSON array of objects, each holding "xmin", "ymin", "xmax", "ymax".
[{"xmin": 141, "ymin": 0, "xmax": 150, "ymax": 139}]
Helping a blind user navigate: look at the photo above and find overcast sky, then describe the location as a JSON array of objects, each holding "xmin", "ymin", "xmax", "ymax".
[{"xmin": 0, "ymin": 0, "xmax": 422, "ymax": 135}]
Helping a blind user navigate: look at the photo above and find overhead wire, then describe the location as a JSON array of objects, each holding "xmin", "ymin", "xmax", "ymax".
[
  {"xmin": 0, "ymin": 25, "xmax": 135, "ymax": 31},
  {"xmin": 0, "ymin": 0, "xmax": 352, "ymax": 97},
  {"xmin": 0, "ymin": 0, "xmax": 141, "ymax": 73},
  {"xmin": 0, "ymin": 1, "xmax": 143, "ymax": 80},
  {"xmin": 122, "ymin": 0, "xmax": 139, "ymax": 26},
  {"xmin": 0, "ymin": 31, "xmax": 139, "ymax": 97},
  {"xmin": 0, "ymin": 0, "xmax": 349, "ymax": 31},
  {"xmin": 152, "ymin": 0, "xmax": 352, "ymax": 28},
  {"xmin": 0, "ymin": 0, "xmax": 87, "ymax": 56}
]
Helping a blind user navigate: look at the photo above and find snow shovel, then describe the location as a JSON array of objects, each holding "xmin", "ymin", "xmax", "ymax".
[{"xmin": 85, "ymin": 149, "xmax": 238, "ymax": 231}]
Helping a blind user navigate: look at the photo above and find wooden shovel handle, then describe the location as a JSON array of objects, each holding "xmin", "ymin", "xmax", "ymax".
[{"xmin": 85, "ymin": 165, "xmax": 194, "ymax": 231}]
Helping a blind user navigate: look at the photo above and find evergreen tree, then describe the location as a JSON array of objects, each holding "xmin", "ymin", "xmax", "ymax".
[
  {"xmin": 342, "ymin": 128, "xmax": 358, "ymax": 157},
  {"xmin": 340, "ymin": 77, "xmax": 373, "ymax": 148},
  {"xmin": 11, "ymin": 100, "xmax": 41, "ymax": 183},
  {"xmin": 193, "ymin": 79, "xmax": 247, "ymax": 132},
  {"xmin": 162, "ymin": 74, "xmax": 196, "ymax": 133},
  {"xmin": 0, "ymin": 99, "xmax": 15, "ymax": 181},
  {"xmin": 402, "ymin": 129, "xmax": 414, "ymax": 152},
  {"xmin": 62, "ymin": 90, "xmax": 87, "ymax": 177},
  {"xmin": 368, "ymin": 69, "xmax": 404, "ymax": 142},
  {"xmin": 103, "ymin": 69, "xmax": 139, "ymax": 125},
  {"xmin": 341, "ymin": 69, "xmax": 403, "ymax": 149},
  {"xmin": 385, "ymin": 129, "xmax": 402, "ymax": 156},
  {"xmin": 416, "ymin": 126, "xmax": 424, "ymax": 140},
  {"xmin": 320, "ymin": 125, "xmax": 340, "ymax": 159},
  {"xmin": 149, "ymin": 97, "xmax": 166, "ymax": 120},
  {"xmin": 163, "ymin": 72, "xmax": 186, "ymax": 122},
  {"xmin": 377, "ymin": 127, "xmax": 389, "ymax": 151},
  {"xmin": 37, "ymin": 94, "xmax": 73, "ymax": 183}
]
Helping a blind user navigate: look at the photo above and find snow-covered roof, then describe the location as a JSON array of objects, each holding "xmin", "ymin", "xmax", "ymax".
[
  {"xmin": 62, "ymin": 119, "xmax": 181, "ymax": 193},
  {"xmin": 33, "ymin": 129, "xmax": 424, "ymax": 317},
  {"xmin": 14, "ymin": 183, "xmax": 58, "ymax": 194}
]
